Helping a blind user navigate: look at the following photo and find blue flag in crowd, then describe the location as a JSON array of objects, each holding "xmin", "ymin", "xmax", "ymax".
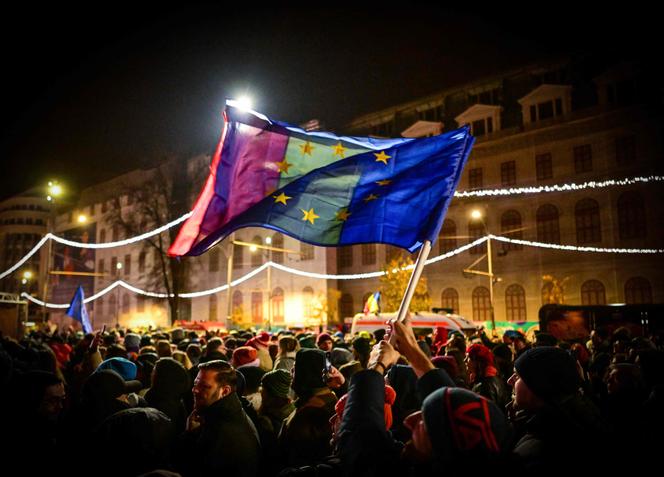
[{"xmin": 66, "ymin": 285, "xmax": 93, "ymax": 333}]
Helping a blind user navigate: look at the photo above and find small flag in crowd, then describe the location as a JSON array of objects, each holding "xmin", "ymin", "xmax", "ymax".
[
  {"xmin": 66, "ymin": 285, "xmax": 93, "ymax": 334},
  {"xmin": 364, "ymin": 291, "xmax": 381, "ymax": 315},
  {"xmin": 168, "ymin": 100, "xmax": 474, "ymax": 257}
]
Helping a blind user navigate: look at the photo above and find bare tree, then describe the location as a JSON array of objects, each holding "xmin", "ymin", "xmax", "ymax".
[{"xmin": 105, "ymin": 155, "xmax": 206, "ymax": 324}]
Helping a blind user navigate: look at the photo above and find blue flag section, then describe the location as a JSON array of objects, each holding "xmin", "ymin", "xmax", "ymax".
[{"xmin": 66, "ymin": 285, "xmax": 93, "ymax": 334}]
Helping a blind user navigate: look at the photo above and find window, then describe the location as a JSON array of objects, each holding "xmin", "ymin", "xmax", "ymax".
[
  {"xmin": 124, "ymin": 254, "xmax": 131, "ymax": 276},
  {"xmin": 112, "ymin": 225, "xmax": 119, "ymax": 242},
  {"xmin": 138, "ymin": 252, "xmax": 146, "ymax": 274},
  {"xmin": 209, "ymin": 295, "xmax": 218, "ymax": 321},
  {"xmin": 536, "ymin": 204, "xmax": 560, "ymax": 244},
  {"xmin": 441, "ymin": 288, "xmax": 459, "ymax": 313},
  {"xmin": 272, "ymin": 233, "xmax": 284, "ymax": 264},
  {"xmin": 209, "ymin": 248, "xmax": 220, "ymax": 272},
  {"xmin": 232, "ymin": 291, "xmax": 243, "ymax": 316},
  {"xmin": 536, "ymin": 153, "xmax": 553, "ymax": 181},
  {"xmin": 99, "ymin": 229, "xmax": 106, "ymax": 243},
  {"xmin": 303, "ymin": 287, "xmax": 314, "ymax": 319},
  {"xmin": 500, "ymin": 161, "xmax": 516, "ymax": 186},
  {"xmin": 251, "ymin": 292, "xmax": 263, "ymax": 323},
  {"xmin": 574, "ymin": 145, "xmax": 592, "ymax": 173},
  {"xmin": 468, "ymin": 168, "xmax": 483, "ymax": 189},
  {"xmin": 438, "ymin": 219, "xmax": 457, "ymax": 254},
  {"xmin": 337, "ymin": 247, "xmax": 353, "ymax": 268},
  {"xmin": 300, "ymin": 242, "xmax": 314, "ymax": 261},
  {"xmin": 233, "ymin": 240, "xmax": 243, "ymax": 269},
  {"xmin": 472, "ymin": 287, "xmax": 491, "ymax": 321},
  {"xmin": 111, "ymin": 257, "xmax": 118, "ymax": 276},
  {"xmin": 340, "ymin": 294, "xmax": 354, "ymax": 319},
  {"xmin": 581, "ymin": 280, "xmax": 606, "ymax": 305},
  {"xmin": 122, "ymin": 293, "xmax": 130, "ymax": 313},
  {"xmin": 575, "ymin": 199, "xmax": 601, "ymax": 244},
  {"xmin": 617, "ymin": 191, "xmax": 646, "ymax": 239},
  {"xmin": 251, "ymin": 236, "xmax": 263, "ymax": 267},
  {"xmin": 615, "ymin": 136, "xmax": 636, "ymax": 166},
  {"xmin": 468, "ymin": 221, "xmax": 487, "ymax": 255},
  {"xmin": 501, "ymin": 210, "xmax": 523, "ymax": 251},
  {"xmin": 472, "ymin": 118, "xmax": 486, "ymax": 136},
  {"xmin": 272, "ymin": 288, "xmax": 284, "ymax": 323},
  {"xmin": 624, "ymin": 277, "xmax": 652, "ymax": 304},
  {"xmin": 98, "ymin": 259, "xmax": 105, "ymax": 274},
  {"xmin": 361, "ymin": 244, "xmax": 376, "ymax": 265},
  {"xmin": 505, "ymin": 284, "xmax": 527, "ymax": 321}
]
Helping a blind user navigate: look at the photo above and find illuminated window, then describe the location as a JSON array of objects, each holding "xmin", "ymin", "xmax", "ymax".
[
  {"xmin": 472, "ymin": 287, "xmax": 490, "ymax": 321},
  {"xmin": 251, "ymin": 292, "xmax": 263, "ymax": 324},
  {"xmin": 338, "ymin": 247, "xmax": 353, "ymax": 268},
  {"xmin": 441, "ymin": 288, "xmax": 459, "ymax": 314},
  {"xmin": 618, "ymin": 191, "xmax": 646, "ymax": 239},
  {"xmin": 624, "ymin": 277, "xmax": 652, "ymax": 304},
  {"xmin": 505, "ymin": 284, "xmax": 527, "ymax": 321},
  {"xmin": 300, "ymin": 242, "xmax": 314, "ymax": 261},
  {"xmin": 581, "ymin": 280, "xmax": 606, "ymax": 305},
  {"xmin": 272, "ymin": 288, "xmax": 284, "ymax": 323},
  {"xmin": 272, "ymin": 233, "xmax": 284, "ymax": 264},
  {"xmin": 537, "ymin": 204, "xmax": 560, "ymax": 244},
  {"xmin": 438, "ymin": 219, "xmax": 457, "ymax": 254},
  {"xmin": 574, "ymin": 145, "xmax": 592, "ymax": 173},
  {"xmin": 500, "ymin": 161, "xmax": 516, "ymax": 186},
  {"xmin": 575, "ymin": 199, "xmax": 601, "ymax": 244},
  {"xmin": 361, "ymin": 244, "xmax": 376, "ymax": 265}
]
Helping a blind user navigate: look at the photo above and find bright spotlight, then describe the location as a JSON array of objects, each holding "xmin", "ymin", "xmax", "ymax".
[
  {"xmin": 235, "ymin": 96, "xmax": 253, "ymax": 111},
  {"xmin": 250, "ymin": 245, "xmax": 258, "ymax": 252},
  {"xmin": 471, "ymin": 209, "xmax": 482, "ymax": 220},
  {"xmin": 265, "ymin": 237, "xmax": 272, "ymax": 245},
  {"xmin": 77, "ymin": 214, "xmax": 88, "ymax": 223}
]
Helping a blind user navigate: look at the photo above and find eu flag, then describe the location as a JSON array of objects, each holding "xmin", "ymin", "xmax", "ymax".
[
  {"xmin": 66, "ymin": 285, "xmax": 93, "ymax": 334},
  {"xmin": 168, "ymin": 101, "xmax": 474, "ymax": 257}
]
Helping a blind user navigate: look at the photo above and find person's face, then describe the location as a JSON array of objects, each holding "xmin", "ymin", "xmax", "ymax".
[
  {"xmin": 192, "ymin": 369, "xmax": 230, "ymax": 411},
  {"xmin": 318, "ymin": 339, "xmax": 333, "ymax": 352},
  {"xmin": 464, "ymin": 355, "xmax": 476, "ymax": 375},
  {"xmin": 403, "ymin": 411, "xmax": 433, "ymax": 461},
  {"xmin": 508, "ymin": 372, "xmax": 542, "ymax": 412},
  {"xmin": 605, "ymin": 368, "xmax": 622, "ymax": 395},
  {"xmin": 38, "ymin": 383, "xmax": 66, "ymax": 420}
]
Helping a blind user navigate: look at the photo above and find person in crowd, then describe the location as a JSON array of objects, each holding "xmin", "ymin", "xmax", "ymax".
[
  {"xmin": 174, "ymin": 360, "xmax": 260, "ymax": 477},
  {"xmin": 232, "ymin": 346, "xmax": 260, "ymax": 368},
  {"xmin": 247, "ymin": 331, "xmax": 273, "ymax": 371},
  {"xmin": 316, "ymin": 333, "xmax": 334, "ymax": 352},
  {"xmin": 237, "ymin": 364, "xmax": 266, "ymax": 412},
  {"xmin": 145, "ymin": 357, "xmax": 191, "ymax": 433},
  {"xmin": 465, "ymin": 343, "xmax": 511, "ymax": 409},
  {"xmin": 185, "ymin": 343, "xmax": 202, "ymax": 368},
  {"xmin": 172, "ymin": 350, "xmax": 193, "ymax": 370},
  {"xmin": 274, "ymin": 335, "xmax": 299, "ymax": 372}
]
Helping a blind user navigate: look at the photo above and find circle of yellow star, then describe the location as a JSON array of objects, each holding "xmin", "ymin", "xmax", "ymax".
[
  {"xmin": 335, "ymin": 209, "xmax": 351, "ymax": 221},
  {"xmin": 376, "ymin": 179, "xmax": 392, "ymax": 186},
  {"xmin": 276, "ymin": 159, "xmax": 292, "ymax": 174},
  {"xmin": 374, "ymin": 151, "xmax": 391, "ymax": 165},
  {"xmin": 273, "ymin": 192, "xmax": 292, "ymax": 205},
  {"xmin": 300, "ymin": 208, "xmax": 320, "ymax": 224},
  {"xmin": 364, "ymin": 194, "xmax": 379, "ymax": 202},
  {"xmin": 332, "ymin": 142, "xmax": 347, "ymax": 158},
  {"xmin": 300, "ymin": 141, "xmax": 315, "ymax": 156}
]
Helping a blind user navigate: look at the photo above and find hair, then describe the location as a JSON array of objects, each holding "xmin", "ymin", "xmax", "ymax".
[
  {"xmin": 156, "ymin": 340, "xmax": 172, "ymax": 358},
  {"xmin": 278, "ymin": 336, "xmax": 299, "ymax": 354},
  {"xmin": 198, "ymin": 360, "xmax": 237, "ymax": 390},
  {"xmin": 206, "ymin": 337, "xmax": 224, "ymax": 353},
  {"xmin": 172, "ymin": 350, "xmax": 193, "ymax": 370}
]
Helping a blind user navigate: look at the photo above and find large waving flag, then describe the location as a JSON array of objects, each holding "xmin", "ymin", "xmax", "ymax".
[
  {"xmin": 168, "ymin": 100, "xmax": 474, "ymax": 257},
  {"xmin": 66, "ymin": 285, "xmax": 93, "ymax": 334}
]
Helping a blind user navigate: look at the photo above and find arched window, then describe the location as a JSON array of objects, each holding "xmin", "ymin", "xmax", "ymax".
[
  {"xmin": 362, "ymin": 244, "xmax": 376, "ymax": 265},
  {"xmin": 472, "ymin": 286, "xmax": 491, "ymax": 321},
  {"xmin": 505, "ymin": 284, "xmax": 527, "ymax": 321},
  {"xmin": 303, "ymin": 287, "xmax": 314, "ymax": 319},
  {"xmin": 501, "ymin": 210, "xmax": 523, "ymax": 251},
  {"xmin": 339, "ymin": 293, "xmax": 354, "ymax": 319},
  {"xmin": 618, "ymin": 192, "xmax": 646, "ymax": 239},
  {"xmin": 581, "ymin": 280, "xmax": 606, "ymax": 305},
  {"xmin": 575, "ymin": 199, "xmax": 601, "ymax": 244},
  {"xmin": 300, "ymin": 242, "xmax": 314, "ymax": 261},
  {"xmin": 209, "ymin": 295, "xmax": 218, "ymax": 321},
  {"xmin": 251, "ymin": 236, "xmax": 263, "ymax": 267},
  {"xmin": 272, "ymin": 233, "xmax": 284, "ymax": 264},
  {"xmin": 251, "ymin": 292, "xmax": 263, "ymax": 324},
  {"xmin": 272, "ymin": 287, "xmax": 284, "ymax": 323},
  {"xmin": 536, "ymin": 204, "xmax": 560, "ymax": 244},
  {"xmin": 624, "ymin": 277, "xmax": 652, "ymax": 304},
  {"xmin": 438, "ymin": 219, "xmax": 457, "ymax": 254},
  {"xmin": 441, "ymin": 288, "xmax": 459, "ymax": 314},
  {"xmin": 468, "ymin": 221, "xmax": 486, "ymax": 255}
]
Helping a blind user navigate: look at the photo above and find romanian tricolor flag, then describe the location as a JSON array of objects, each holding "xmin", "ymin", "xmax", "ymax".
[
  {"xmin": 364, "ymin": 292, "xmax": 381, "ymax": 315},
  {"xmin": 168, "ymin": 100, "xmax": 473, "ymax": 257}
]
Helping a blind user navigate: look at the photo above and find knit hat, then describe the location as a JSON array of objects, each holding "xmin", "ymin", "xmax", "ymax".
[
  {"xmin": 86, "ymin": 369, "xmax": 142, "ymax": 399},
  {"xmin": 298, "ymin": 335, "xmax": 316, "ymax": 349},
  {"xmin": 261, "ymin": 369, "xmax": 292, "ymax": 398},
  {"xmin": 422, "ymin": 387, "xmax": 512, "ymax": 463},
  {"xmin": 534, "ymin": 332, "xmax": 558, "ymax": 347},
  {"xmin": 466, "ymin": 344, "xmax": 494, "ymax": 367},
  {"xmin": 514, "ymin": 346, "xmax": 579, "ymax": 401},
  {"xmin": 232, "ymin": 346, "xmax": 259, "ymax": 368},
  {"xmin": 316, "ymin": 333, "xmax": 333, "ymax": 346},
  {"xmin": 335, "ymin": 383, "xmax": 396, "ymax": 430},
  {"xmin": 431, "ymin": 355, "xmax": 459, "ymax": 379},
  {"xmin": 170, "ymin": 328, "xmax": 185, "ymax": 343},
  {"xmin": 123, "ymin": 333, "xmax": 141, "ymax": 352},
  {"xmin": 97, "ymin": 357, "xmax": 137, "ymax": 381},
  {"xmin": 291, "ymin": 348, "xmax": 326, "ymax": 396},
  {"xmin": 352, "ymin": 336, "xmax": 371, "ymax": 356},
  {"xmin": 237, "ymin": 364, "xmax": 266, "ymax": 394}
]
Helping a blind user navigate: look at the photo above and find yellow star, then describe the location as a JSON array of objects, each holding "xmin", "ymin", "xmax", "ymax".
[
  {"xmin": 301, "ymin": 208, "xmax": 320, "ymax": 225},
  {"xmin": 374, "ymin": 151, "xmax": 391, "ymax": 165},
  {"xmin": 300, "ymin": 141, "xmax": 315, "ymax": 156},
  {"xmin": 364, "ymin": 194, "xmax": 379, "ymax": 202},
  {"xmin": 332, "ymin": 142, "xmax": 347, "ymax": 158},
  {"xmin": 276, "ymin": 159, "xmax": 292, "ymax": 174},
  {"xmin": 376, "ymin": 179, "xmax": 392, "ymax": 186},
  {"xmin": 273, "ymin": 192, "xmax": 292, "ymax": 205},
  {"xmin": 335, "ymin": 209, "xmax": 351, "ymax": 221}
]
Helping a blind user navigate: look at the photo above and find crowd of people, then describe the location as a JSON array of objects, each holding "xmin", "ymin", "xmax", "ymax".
[{"xmin": 1, "ymin": 316, "xmax": 662, "ymax": 475}]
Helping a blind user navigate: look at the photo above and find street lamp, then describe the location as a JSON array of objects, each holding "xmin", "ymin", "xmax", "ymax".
[{"xmin": 464, "ymin": 208, "xmax": 496, "ymax": 333}]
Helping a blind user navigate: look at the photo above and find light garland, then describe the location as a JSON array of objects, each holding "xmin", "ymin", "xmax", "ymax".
[
  {"xmin": 454, "ymin": 175, "xmax": 664, "ymax": 198},
  {"xmin": 0, "ymin": 235, "xmax": 52, "ymax": 280},
  {"xmin": 21, "ymin": 234, "xmax": 663, "ymax": 308}
]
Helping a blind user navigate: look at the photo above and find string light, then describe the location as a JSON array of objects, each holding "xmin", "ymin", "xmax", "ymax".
[
  {"xmin": 21, "ymin": 235, "xmax": 663, "ymax": 308},
  {"xmin": 454, "ymin": 175, "xmax": 663, "ymax": 198}
]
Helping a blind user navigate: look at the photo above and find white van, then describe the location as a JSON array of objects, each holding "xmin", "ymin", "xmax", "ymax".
[{"xmin": 349, "ymin": 311, "xmax": 477, "ymax": 335}]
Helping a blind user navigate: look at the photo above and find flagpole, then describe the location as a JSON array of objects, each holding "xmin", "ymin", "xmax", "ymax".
[{"xmin": 394, "ymin": 240, "xmax": 432, "ymax": 324}]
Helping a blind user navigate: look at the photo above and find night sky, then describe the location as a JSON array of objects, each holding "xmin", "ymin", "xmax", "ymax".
[{"xmin": 1, "ymin": 5, "xmax": 654, "ymax": 202}]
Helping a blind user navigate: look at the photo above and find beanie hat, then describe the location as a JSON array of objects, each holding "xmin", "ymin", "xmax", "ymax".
[
  {"xmin": 124, "ymin": 333, "xmax": 141, "ymax": 352},
  {"xmin": 335, "ymin": 383, "xmax": 396, "ymax": 430},
  {"xmin": 237, "ymin": 364, "xmax": 266, "ymax": 394},
  {"xmin": 352, "ymin": 336, "xmax": 371, "ymax": 356},
  {"xmin": 534, "ymin": 332, "xmax": 558, "ymax": 347},
  {"xmin": 431, "ymin": 355, "xmax": 459, "ymax": 379},
  {"xmin": 97, "ymin": 357, "xmax": 138, "ymax": 381},
  {"xmin": 170, "ymin": 328, "xmax": 185, "ymax": 343},
  {"xmin": 316, "ymin": 333, "xmax": 333, "ymax": 346},
  {"xmin": 298, "ymin": 335, "xmax": 316, "ymax": 349},
  {"xmin": 466, "ymin": 344, "xmax": 495, "ymax": 367},
  {"xmin": 232, "ymin": 346, "xmax": 259, "ymax": 368},
  {"xmin": 514, "ymin": 346, "xmax": 579, "ymax": 401},
  {"xmin": 292, "ymin": 348, "xmax": 326, "ymax": 396},
  {"xmin": 86, "ymin": 369, "xmax": 142, "ymax": 399},
  {"xmin": 261, "ymin": 369, "xmax": 292, "ymax": 399},
  {"xmin": 422, "ymin": 387, "xmax": 512, "ymax": 462}
]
